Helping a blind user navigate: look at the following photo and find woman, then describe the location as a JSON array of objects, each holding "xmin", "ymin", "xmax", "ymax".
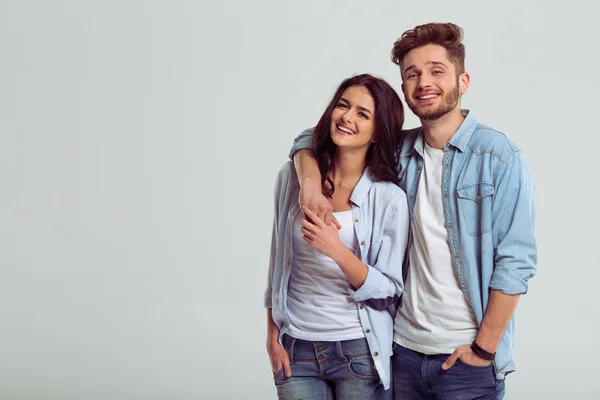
[{"xmin": 264, "ymin": 74, "xmax": 409, "ymax": 399}]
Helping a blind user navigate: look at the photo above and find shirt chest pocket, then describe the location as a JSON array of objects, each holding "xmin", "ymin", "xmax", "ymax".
[{"xmin": 456, "ymin": 182, "xmax": 494, "ymax": 236}]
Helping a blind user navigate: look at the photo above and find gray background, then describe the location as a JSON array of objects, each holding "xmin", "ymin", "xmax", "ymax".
[{"xmin": 0, "ymin": 0, "xmax": 597, "ymax": 399}]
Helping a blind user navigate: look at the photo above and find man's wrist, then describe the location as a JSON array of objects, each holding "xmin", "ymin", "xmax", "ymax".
[{"xmin": 470, "ymin": 340, "xmax": 496, "ymax": 361}]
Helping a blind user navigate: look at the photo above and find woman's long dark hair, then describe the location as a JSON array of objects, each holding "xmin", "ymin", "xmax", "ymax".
[{"xmin": 312, "ymin": 74, "xmax": 404, "ymax": 197}]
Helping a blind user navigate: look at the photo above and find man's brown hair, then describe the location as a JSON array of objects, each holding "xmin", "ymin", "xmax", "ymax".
[{"xmin": 391, "ymin": 22, "xmax": 465, "ymax": 76}]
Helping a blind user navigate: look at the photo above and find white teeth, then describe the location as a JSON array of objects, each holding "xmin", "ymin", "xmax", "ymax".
[
  {"xmin": 338, "ymin": 125, "xmax": 355, "ymax": 134},
  {"xmin": 418, "ymin": 94, "xmax": 438, "ymax": 99}
]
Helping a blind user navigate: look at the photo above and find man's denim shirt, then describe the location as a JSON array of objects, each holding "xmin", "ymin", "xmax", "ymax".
[
  {"xmin": 264, "ymin": 161, "xmax": 409, "ymax": 389},
  {"xmin": 288, "ymin": 110, "xmax": 537, "ymax": 380}
]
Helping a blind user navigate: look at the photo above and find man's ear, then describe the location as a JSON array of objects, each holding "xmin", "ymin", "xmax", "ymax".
[{"xmin": 459, "ymin": 72, "xmax": 471, "ymax": 95}]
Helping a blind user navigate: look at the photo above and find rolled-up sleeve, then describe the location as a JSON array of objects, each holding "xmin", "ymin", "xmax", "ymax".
[
  {"xmin": 264, "ymin": 164, "xmax": 292, "ymax": 308},
  {"xmin": 490, "ymin": 150, "xmax": 537, "ymax": 294},
  {"xmin": 350, "ymin": 191, "xmax": 409, "ymax": 310},
  {"xmin": 288, "ymin": 128, "xmax": 315, "ymax": 160}
]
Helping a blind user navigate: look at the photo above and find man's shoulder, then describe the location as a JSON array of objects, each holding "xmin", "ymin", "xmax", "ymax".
[
  {"xmin": 400, "ymin": 126, "xmax": 422, "ymax": 138},
  {"xmin": 399, "ymin": 126, "xmax": 421, "ymax": 152},
  {"xmin": 469, "ymin": 122, "xmax": 522, "ymax": 161}
]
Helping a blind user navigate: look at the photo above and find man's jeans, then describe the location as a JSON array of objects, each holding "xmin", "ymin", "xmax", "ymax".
[
  {"xmin": 392, "ymin": 344, "xmax": 505, "ymax": 400},
  {"xmin": 274, "ymin": 334, "xmax": 388, "ymax": 399}
]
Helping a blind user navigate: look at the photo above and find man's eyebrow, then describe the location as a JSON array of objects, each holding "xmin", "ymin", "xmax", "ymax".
[
  {"xmin": 403, "ymin": 61, "xmax": 449, "ymax": 75},
  {"xmin": 403, "ymin": 64, "xmax": 416, "ymax": 75},
  {"xmin": 428, "ymin": 61, "xmax": 448, "ymax": 68}
]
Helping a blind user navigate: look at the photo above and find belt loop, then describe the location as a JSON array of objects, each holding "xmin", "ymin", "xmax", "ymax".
[
  {"xmin": 287, "ymin": 334, "xmax": 296, "ymax": 361},
  {"xmin": 336, "ymin": 340, "xmax": 345, "ymax": 360}
]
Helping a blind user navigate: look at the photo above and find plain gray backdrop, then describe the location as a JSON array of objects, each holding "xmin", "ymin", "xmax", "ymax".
[{"xmin": 1, "ymin": 0, "xmax": 597, "ymax": 399}]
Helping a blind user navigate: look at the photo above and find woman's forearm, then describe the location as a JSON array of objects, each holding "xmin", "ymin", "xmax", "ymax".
[{"xmin": 332, "ymin": 246, "xmax": 369, "ymax": 289}]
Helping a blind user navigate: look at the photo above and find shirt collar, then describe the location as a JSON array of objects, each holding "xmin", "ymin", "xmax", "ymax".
[
  {"xmin": 410, "ymin": 109, "xmax": 478, "ymax": 155},
  {"xmin": 349, "ymin": 167, "xmax": 374, "ymax": 207}
]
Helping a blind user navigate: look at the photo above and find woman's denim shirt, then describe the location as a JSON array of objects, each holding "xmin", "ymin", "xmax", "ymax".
[{"xmin": 264, "ymin": 162, "xmax": 409, "ymax": 390}]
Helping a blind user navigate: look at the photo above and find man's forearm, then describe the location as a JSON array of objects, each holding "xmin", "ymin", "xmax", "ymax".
[
  {"xmin": 476, "ymin": 289, "xmax": 520, "ymax": 353},
  {"xmin": 293, "ymin": 149, "xmax": 320, "ymax": 186}
]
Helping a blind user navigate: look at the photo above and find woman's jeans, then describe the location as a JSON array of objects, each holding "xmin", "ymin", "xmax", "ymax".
[{"xmin": 274, "ymin": 333, "xmax": 388, "ymax": 399}]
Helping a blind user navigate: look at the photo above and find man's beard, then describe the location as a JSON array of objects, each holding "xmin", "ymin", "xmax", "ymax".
[{"xmin": 408, "ymin": 82, "xmax": 460, "ymax": 121}]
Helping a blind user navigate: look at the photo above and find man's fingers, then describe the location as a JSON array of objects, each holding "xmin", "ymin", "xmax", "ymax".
[
  {"xmin": 442, "ymin": 352, "xmax": 459, "ymax": 370},
  {"xmin": 318, "ymin": 211, "xmax": 327, "ymax": 223},
  {"xmin": 331, "ymin": 216, "xmax": 341, "ymax": 230}
]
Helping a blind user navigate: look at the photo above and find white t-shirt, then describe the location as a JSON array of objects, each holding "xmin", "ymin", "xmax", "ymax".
[
  {"xmin": 394, "ymin": 142, "xmax": 478, "ymax": 354},
  {"xmin": 287, "ymin": 210, "xmax": 365, "ymax": 341}
]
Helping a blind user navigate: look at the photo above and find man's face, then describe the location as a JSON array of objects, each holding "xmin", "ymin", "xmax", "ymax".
[{"xmin": 400, "ymin": 44, "xmax": 469, "ymax": 121}]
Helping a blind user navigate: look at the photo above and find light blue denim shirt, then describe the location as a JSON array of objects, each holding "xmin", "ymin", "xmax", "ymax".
[
  {"xmin": 264, "ymin": 161, "xmax": 409, "ymax": 390},
  {"xmin": 288, "ymin": 110, "xmax": 537, "ymax": 380}
]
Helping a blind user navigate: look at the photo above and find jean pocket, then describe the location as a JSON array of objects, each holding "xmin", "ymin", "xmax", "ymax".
[
  {"xmin": 456, "ymin": 182, "xmax": 494, "ymax": 236},
  {"xmin": 273, "ymin": 367, "xmax": 286, "ymax": 381},
  {"xmin": 456, "ymin": 358, "xmax": 493, "ymax": 370},
  {"xmin": 347, "ymin": 354, "xmax": 379, "ymax": 380}
]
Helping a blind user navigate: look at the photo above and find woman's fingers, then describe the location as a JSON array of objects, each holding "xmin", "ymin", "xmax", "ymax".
[
  {"xmin": 301, "ymin": 205, "xmax": 325, "ymax": 227},
  {"xmin": 301, "ymin": 227, "xmax": 313, "ymax": 240}
]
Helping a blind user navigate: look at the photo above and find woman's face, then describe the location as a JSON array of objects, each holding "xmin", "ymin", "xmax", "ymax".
[{"xmin": 329, "ymin": 86, "xmax": 376, "ymax": 151}]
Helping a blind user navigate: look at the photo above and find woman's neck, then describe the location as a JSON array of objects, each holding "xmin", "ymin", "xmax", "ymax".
[{"xmin": 330, "ymin": 148, "xmax": 367, "ymax": 190}]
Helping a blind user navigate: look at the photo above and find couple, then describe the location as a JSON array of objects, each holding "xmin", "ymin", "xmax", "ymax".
[{"xmin": 264, "ymin": 22, "xmax": 537, "ymax": 400}]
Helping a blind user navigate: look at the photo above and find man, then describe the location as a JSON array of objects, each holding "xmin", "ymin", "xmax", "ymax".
[{"xmin": 288, "ymin": 22, "xmax": 537, "ymax": 399}]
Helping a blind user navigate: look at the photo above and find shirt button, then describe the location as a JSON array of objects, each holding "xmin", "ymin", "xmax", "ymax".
[
  {"xmin": 355, "ymin": 218, "xmax": 359, "ymax": 222},
  {"xmin": 373, "ymin": 352, "xmax": 379, "ymax": 357},
  {"xmin": 444, "ymin": 193, "xmax": 448, "ymax": 198},
  {"xmin": 360, "ymin": 241, "xmax": 365, "ymax": 246},
  {"xmin": 366, "ymin": 328, "xmax": 371, "ymax": 333},
  {"xmin": 359, "ymin": 304, "xmax": 364, "ymax": 309}
]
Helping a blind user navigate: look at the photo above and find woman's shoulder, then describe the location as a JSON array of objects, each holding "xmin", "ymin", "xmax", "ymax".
[
  {"xmin": 275, "ymin": 161, "xmax": 297, "ymax": 181},
  {"xmin": 368, "ymin": 181, "xmax": 407, "ymax": 208},
  {"xmin": 370, "ymin": 180, "xmax": 406, "ymax": 198},
  {"xmin": 274, "ymin": 161, "xmax": 300, "ymax": 195}
]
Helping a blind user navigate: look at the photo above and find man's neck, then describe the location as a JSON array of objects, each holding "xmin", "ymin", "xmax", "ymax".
[{"xmin": 421, "ymin": 108, "xmax": 465, "ymax": 150}]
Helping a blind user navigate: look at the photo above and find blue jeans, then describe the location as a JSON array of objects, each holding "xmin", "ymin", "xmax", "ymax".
[
  {"xmin": 274, "ymin": 334, "xmax": 389, "ymax": 399},
  {"xmin": 392, "ymin": 343, "xmax": 505, "ymax": 400}
]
